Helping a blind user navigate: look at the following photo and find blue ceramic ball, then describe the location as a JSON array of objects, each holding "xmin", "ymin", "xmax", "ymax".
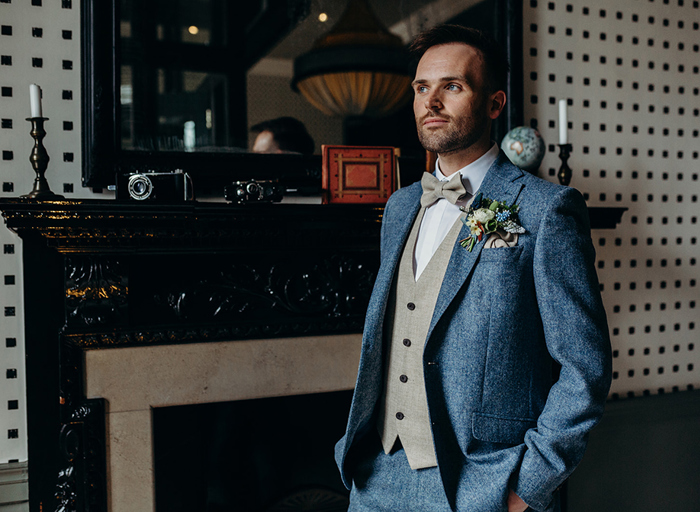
[{"xmin": 500, "ymin": 126, "xmax": 546, "ymax": 172}]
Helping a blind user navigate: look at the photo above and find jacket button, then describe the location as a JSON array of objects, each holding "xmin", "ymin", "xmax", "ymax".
[
  {"xmin": 407, "ymin": 302, "xmax": 415, "ymax": 311},
  {"xmin": 399, "ymin": 374, "xmax": 408, "ymax": 383},
  {"xmin": 403, "ymin": 338, "xmax": 411, "ymax": 347},
  {"xmin": 396, "ymin": 412, "xmax": 404, "ymax": 420}
]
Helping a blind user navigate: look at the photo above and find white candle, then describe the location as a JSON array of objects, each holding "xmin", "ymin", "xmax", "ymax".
[
  {"xmin": 29, "ymin": 84, "xmax": 43, "ymax": 118},
  {"xmin": 558, "ymin": 99, "xmax": 568, "ymax": 145}
]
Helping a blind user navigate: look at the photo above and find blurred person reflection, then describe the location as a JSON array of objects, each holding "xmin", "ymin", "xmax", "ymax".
[{"xmin": 251, "ymin": 116, "xmax": 315, "ymax": 155}]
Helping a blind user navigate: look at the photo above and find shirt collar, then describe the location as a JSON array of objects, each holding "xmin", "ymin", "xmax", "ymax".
[{"xmin": 435, "ymin": 143, "xmax": 499, "ymax": 195}]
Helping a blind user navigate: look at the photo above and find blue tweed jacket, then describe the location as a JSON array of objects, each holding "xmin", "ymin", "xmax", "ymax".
[{"xmin": 335, "ymin": 152, "xmax": 612, "ymax": 512}]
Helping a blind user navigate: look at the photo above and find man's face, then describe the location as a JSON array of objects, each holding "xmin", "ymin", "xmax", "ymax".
[{"xmin": 412, "ymin": 43, "xmax": 495, "ymax": 155}]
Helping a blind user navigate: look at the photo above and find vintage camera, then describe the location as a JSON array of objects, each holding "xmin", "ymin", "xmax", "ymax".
[
  {"xmin": 225, "ymin": 180, "xmax": 283, "ymax": 204},
  {"xmin": 116, "ymin": 170, "xmax": 193, "ymax": 202}
]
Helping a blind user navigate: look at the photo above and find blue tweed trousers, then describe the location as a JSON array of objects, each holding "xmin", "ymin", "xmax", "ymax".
[
  {"xmin": 347, "ymin": 432, "xmax": 546, "ymax": 512},
  {"xmin": 348, "ymin": 434, "xmax": 452, "ymax": 512}
]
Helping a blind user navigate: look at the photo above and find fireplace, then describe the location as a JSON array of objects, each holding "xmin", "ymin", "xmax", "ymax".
[
  {"xmin": 153, "ymin": 391, "xmax": 353, "ymax": 511},
  {"xmin": 83, "ymin": 333, "xmax": 360, "ymax": 511},
  {"xmin": 0, "ymin": 200, "xmax": 379, "ymax": 512}
]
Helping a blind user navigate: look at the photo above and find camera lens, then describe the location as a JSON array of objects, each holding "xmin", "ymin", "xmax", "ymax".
[
  {"xmin": 246, "ymin": 182, "xmax": 260, "ymax": 196},
  {"xmin": 133, "ymin": 181, "xmax": 147, "ymax": 195},
  {"xmin": 128, "ymin": 174, "xmax": 153, "ymax": 200}
]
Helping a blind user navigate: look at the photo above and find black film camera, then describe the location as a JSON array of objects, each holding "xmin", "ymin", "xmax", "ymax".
[
  {"xmin": 224, "ymin": 180, "xmax": 283, "ymax": 204},
  {"xmin": 116, "ymin": 170, "xmax": 193, "ymax": 202}
]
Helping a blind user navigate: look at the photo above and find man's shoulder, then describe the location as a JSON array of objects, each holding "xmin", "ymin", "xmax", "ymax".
[
  {"xmin": 519, "ymin": 172, "xmax": 585, "ymax": 210},
  {"xmin": 386, "ymin": 180, "xmax": 422, "ymax": 210},
  {"xmin": 490, "ymin": 155, "xmax": 587, "ymax": 226},
  {"xmin": 491, "ymin": 154, "xmax": 580, "ymax": 205},
  {"xmin": 492, "ymin": 154, "xmax": 564, "ymax": 196}
]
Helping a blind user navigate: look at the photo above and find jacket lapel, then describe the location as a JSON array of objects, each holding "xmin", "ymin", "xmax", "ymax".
[{"xmin": 426, "ymin": 154, "xmax": 525, "ymax": 342}]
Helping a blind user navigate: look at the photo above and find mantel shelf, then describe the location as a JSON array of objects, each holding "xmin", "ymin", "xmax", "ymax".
[
  {"xmin": 0, "ymin": 198, "xmax": 384, "ymax": 253},
  {"xmin": 0, "ymin": 200, "xmax": 625, "ymax": 246}
]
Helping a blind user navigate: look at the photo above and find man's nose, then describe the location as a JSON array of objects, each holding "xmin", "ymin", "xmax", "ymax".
[{"xmin": 425, "ymin": 90, "xmax": 443, "ymax": 111}]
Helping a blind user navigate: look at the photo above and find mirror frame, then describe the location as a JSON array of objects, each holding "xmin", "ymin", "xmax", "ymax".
[
  {"xmin": 81, "ymin": 0, "xmax": 523, "ymax": 190},
  {"xmin": 82, "ymin": 0, "xmax": 118, "ymax": 189}
]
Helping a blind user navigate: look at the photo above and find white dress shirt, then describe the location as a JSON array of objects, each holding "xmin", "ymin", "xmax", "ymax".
[{"xmin": 413, "ymin": 143, "xmax": 499, "ymax": 280}]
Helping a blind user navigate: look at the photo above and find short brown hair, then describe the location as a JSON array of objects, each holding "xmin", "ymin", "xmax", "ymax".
[
  {"xmin": 250, "ymin": 117, "xmax": 315, "ymax": 155},
  {"xmin": 409, "ymin": 24, "xmax": 509, "ymax": 93}
]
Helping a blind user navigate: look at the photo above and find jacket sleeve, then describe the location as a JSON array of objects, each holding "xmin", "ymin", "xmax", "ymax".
[{"xmin": 514, "ymin": 187, "xmax": 613, "ymax": 511}]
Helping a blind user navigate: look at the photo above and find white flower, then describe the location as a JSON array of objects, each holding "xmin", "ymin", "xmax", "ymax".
[
  {"xmin": 467, "ymin": 217, "xmax": 481, "ymax": 235},
  {"xmin": 472, "ymin": 208, "xmax": 495, "ymax": 223}
]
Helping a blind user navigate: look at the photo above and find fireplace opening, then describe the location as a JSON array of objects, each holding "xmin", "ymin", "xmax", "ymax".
[{"xmin": 154, "ymin": 389, "xmax": 353, "ymax": 511}]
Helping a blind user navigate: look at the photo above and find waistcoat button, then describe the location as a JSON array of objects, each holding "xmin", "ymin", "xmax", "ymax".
[
  {"xmin": 400, "ymin": 374, "xmax": 408, "ymax": 383},
  {"xmin": 407, "ymin": 302, "xmax": 415, "ymax": 310},
  {"xmin": 396, "ymin": 412, "xmax": 404, "ymax": 420},
  {"xmin": 403, "ymin": 338, "xmax": 411, "ymax": 347}
]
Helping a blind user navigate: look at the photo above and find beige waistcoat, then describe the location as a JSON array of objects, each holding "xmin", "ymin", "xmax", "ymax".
[{"xmin": 377, "ymin": 207, "xmax": 464, "ymax": 470}]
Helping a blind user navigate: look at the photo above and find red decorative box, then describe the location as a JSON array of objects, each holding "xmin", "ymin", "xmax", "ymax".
[{"xmin": 322, "ymin": 145, "xmax": 396, "ymax": 204}]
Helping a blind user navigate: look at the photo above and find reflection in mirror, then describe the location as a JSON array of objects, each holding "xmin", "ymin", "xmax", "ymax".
[
  {"xmin": 82, "ymin": 0, "xmax": 520, "ymax": 188},
  {"xmin": 116, "ymin": 0, "xmax": 511, "ymax": 156},
  {"xmin": 119, "ymin": 0, "xmax": 232, "ymax": 152},
  {"xmin": 246, "ymin": 0, "xmax": 467, "ymax": 155},
  {"xmin": 121, "ymin": 66, "xmax": 228, "ymax": 151}
]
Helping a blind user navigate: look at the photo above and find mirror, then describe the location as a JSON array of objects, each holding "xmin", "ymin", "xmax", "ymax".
[{"xmin": 81, "ymin": 0, "xmax": 522, "ymax": 190}]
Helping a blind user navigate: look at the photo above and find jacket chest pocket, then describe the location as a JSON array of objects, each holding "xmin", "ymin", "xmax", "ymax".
[
  {"xmin": 470, "ymin": 243, "xmax": 529, "ymax": 292},
  {"xmin": 478, "ymin": 244, "xmax": 524, "ymax": 263}
]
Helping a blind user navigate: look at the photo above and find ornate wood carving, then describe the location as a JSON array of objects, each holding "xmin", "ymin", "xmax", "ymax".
[
  {"xmin": 55, "ymin": 399, "xmax": 107, "ymax": 512},
  {"xmin": 65, "ymin": 257, "xmax": 128, "ymax": 329},
  {"xmin": 61, "ymin": 253, "xmax": 377, "ymax": 348},
  {"xmin": 154, "ymin": 256, "xmax": 377, "ymax": 320},
  {"xmin": 55, "ymin": 340, "xmax": 107, "ymax": 512}
]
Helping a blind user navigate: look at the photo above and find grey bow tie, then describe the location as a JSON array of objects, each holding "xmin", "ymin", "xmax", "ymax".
[{"xmin": 420, "ymin": 172, "xmax": 468, "ymax": 207}]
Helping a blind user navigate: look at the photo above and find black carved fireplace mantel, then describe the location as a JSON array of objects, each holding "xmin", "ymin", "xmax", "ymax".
[
  {"xmin": 0, "ymin": 199, "xmax": 383, "ymax": 512},
  {"xmin": 2, "ymin": 199, "xmax": 384, "ymax": 344}
]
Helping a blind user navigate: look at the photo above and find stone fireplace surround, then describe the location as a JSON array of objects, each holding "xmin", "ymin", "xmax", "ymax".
[{"xmin": 85, "ymin": 332, "xmax": 361, "ymax": 511}]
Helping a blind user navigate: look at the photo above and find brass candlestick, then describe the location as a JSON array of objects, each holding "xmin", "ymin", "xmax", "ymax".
[
  {"xmin": 22, "ymin": 117, "xmax": 63, "ymax": 200},
  {"xmin": 557, "ymin": 143, "xmax": 572, "ymax": 186}
]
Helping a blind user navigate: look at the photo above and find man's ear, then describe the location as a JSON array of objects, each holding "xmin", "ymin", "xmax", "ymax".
[{"xmin": 488, "ymin": 90, "xmax": 507, "ymax": 120}]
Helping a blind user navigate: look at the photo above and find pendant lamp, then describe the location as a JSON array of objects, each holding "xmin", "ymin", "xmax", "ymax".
[{"xmin": 291, "ymin": 0, "xmax": 412, "ymax": 117}]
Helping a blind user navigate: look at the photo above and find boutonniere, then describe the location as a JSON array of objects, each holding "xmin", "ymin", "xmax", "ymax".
[{"xmin": 458, "ymin": 193, "xmax": 526, "ymax": 252}]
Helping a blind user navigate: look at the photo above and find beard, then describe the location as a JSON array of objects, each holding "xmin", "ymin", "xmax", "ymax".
[{"xmin": 416, "ymin": 105, "xmax": 489, "ymax": 155}]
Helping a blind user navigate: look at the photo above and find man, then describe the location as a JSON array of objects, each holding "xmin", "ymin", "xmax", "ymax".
[
  {"xmin": 250, "ymin": 116, "xmax": 315, "ymax": 155},
  {"xmin": 335, "ymin": 25, "xmax": 612, "ymax": 512}
]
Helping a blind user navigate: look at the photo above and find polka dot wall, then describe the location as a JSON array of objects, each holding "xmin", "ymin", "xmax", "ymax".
[
  {"xmin": 524, "ymin": 0, "xmax": 700, "ymax": 398},
  {"xmin": 0, "ymin": 0, "xmax": 107, "ymax": 466},
  {"xmin": 1, "ymin": 0, "xmax": 698, "ymax": 476}
]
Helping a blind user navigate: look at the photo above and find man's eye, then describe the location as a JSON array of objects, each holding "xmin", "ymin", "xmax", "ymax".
[
  {"xmin": 446, "ymin": 84, "xmax": 461, "ymax": 91},
  {"xmin": 416, "ymin": 86, "xmax": 428, "ymax": 93}
]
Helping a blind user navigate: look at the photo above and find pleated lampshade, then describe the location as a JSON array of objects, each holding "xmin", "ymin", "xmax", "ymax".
[{"xmin": 292, "ymin": 0, "xmax": 412, "ymax": 118}]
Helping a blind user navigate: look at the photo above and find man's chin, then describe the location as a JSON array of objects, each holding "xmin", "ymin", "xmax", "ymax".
[
  {"xmin": 418, "ymin": 135, "xmax": 453, "ymax": 154},
  {"xmin": 418, "ymin": 131, "xmax": 446, "ymax": 152}
]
